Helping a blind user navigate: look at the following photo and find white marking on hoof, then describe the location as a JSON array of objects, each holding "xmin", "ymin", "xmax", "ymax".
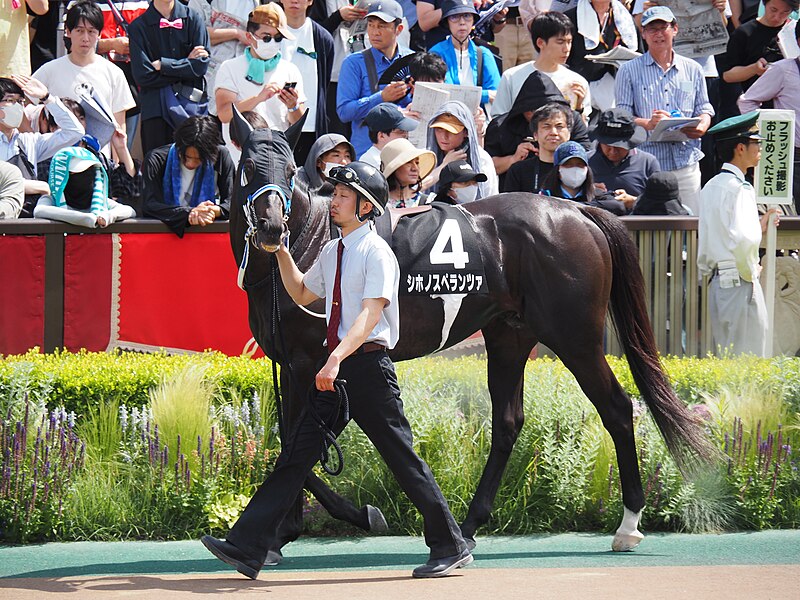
[{"xmin": 612, "ymin": 507, "xmax": 644, "ymax": 552}]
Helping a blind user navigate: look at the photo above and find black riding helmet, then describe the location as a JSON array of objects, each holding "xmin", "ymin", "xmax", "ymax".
[{"xmin": 327, "ymin": 161, "xmax": 389, "ymax": 220}]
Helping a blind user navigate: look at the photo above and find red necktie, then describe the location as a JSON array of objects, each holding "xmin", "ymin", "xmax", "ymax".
[
  {"xmin": 326, "ymin": 240, "xmax": 344, "ymax": 353},
  {"xmin": 160, "ymin": 18, "xmax": 183, "ymax": 29}
]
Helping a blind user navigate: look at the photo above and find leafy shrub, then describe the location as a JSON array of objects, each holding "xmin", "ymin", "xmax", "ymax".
[{"xmin": 1, "ymin": 351, "xmax": 799, "ymax": 542}]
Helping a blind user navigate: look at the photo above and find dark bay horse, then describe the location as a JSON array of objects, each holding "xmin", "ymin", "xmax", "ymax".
[{"xmin": 229, "ymin": 111, "xmax": 712, "ymax": 554}]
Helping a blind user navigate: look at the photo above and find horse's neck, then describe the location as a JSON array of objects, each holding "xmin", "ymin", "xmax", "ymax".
[{"xmin": 288, "ymin": 189, "xmax": 331, "ymax": 272}]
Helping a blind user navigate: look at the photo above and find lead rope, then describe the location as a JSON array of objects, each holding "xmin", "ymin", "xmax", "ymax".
[{"xmin": 306, "ymin": 378, "xmax": 350, "ymax": 476}]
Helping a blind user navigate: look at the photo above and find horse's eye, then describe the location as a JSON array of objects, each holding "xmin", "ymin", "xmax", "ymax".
[{"xmin": 241, "ymin": 159, "xmax": 256, "ymax": 188}]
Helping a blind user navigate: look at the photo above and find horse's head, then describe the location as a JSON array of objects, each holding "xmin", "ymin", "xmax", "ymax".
[{"xmin": 232, "ymin": 106, "xmax": 307, "ymax": 253}]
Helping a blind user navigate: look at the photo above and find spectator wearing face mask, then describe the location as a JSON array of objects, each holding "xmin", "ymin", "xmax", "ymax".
[
  {"xmin": 297, "ymin": 134, "xmax": 355, "ymax": 193},
  {"xmin": 0, "ymin": 76, "xmax": 85, "ymax": 216},
  {"xmin": 432, "ymin": 159, "xmax": 488, "ymax": 204},
  {"xmin": 540, "ymin": 140, "xmax": 626, "ymax": 215},
  {"xmin": 215, "ymin": 3, "xmax": 306, "ymax": 162}
]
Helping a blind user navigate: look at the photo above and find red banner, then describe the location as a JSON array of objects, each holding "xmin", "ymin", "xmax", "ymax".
[
  {"xmin": 0, "ymin": 236, "xmax": 46, "ymax": 355},
  {"xmin": 112, "ymin": 232, "xmax": 261, "ymax": 356}
]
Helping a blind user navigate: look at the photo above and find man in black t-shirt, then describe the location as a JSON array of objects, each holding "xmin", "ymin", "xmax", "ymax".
[
  {"xmin": 502, "ymin": 102, "xmax": 569, "ymax": 193},
  {"xmin": 719, "ymin": 0, "xmax": 798, "ymax": 118}
]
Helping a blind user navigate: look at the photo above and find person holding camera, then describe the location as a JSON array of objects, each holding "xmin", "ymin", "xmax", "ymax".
[{"xmin": 215, "ymin": 3, "xmax": 306, "ymax": 161}]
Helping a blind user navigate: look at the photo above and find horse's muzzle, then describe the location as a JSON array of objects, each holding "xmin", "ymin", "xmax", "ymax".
[{"xmin": 257, "ymin": 219, "xmax": 288, "ymax": 253}]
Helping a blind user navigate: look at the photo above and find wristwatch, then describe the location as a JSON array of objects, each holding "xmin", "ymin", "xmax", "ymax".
[
  {"xmin": 40, "ymin": 92, "xmax": 50, "ymax": 104},
  {"xmin": 288, "ymin": 105, "xmax": 300, "ymax": 112}
]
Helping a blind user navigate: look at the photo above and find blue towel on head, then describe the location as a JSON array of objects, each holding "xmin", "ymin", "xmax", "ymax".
[{"xmin": 162, "ymin": 144, "xmax": 217, "ymax": 207}]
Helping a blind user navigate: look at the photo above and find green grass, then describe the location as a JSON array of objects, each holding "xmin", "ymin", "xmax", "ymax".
[{"xmin": 2, "ymin": 352, "xmax": 799, "ymax": 543}]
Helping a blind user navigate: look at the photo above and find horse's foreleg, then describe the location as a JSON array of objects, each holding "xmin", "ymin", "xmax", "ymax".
[
  {"xmin": 557, "ymin": 348, "xmax": 646, "ymax": 552},
  {"xmin": 460, "ymin": 325, "xmax": 535, "ymax": 546}
]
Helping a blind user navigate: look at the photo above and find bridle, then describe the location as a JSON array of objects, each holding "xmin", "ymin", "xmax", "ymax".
[{"xmin": 237, "ymin": 183, "xmax": 292, "ymax": 290}]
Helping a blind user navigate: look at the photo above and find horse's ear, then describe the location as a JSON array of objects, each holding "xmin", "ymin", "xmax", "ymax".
[
  {"xmin": 284, "ymin": 109, "xmax": 308, "ymax": 151},
  {"xmin": 230, "ymin": 105, "xmax": 254, "ymax": 149}
]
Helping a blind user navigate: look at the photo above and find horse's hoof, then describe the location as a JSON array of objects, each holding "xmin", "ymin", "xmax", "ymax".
[
  {"xmin": 263, "ymin": 549, "xmax": 283, "ymax": 566},
  {"xmin": 366, "ymin": 505, "xmax": 388, "ymax": 533},
  {"xmin": 611, "ymin": 530, "xmax": 644, "ymax": 552},
  {"xmin": 464, "ymin": 536, "xmax": 476, "ymax": 552}
]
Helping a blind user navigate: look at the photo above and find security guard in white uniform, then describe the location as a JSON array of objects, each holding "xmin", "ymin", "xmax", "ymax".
[{"xmin": 698, "ymin": 111, "xmax": 780, "ymax": 356}]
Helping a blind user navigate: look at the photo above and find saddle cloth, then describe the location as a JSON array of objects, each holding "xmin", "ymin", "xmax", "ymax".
[{"xmin": 375, "ymin": 203, "xmax": 488, "ymax": 296}]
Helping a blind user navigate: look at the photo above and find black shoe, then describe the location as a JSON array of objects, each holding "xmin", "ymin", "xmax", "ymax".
[
  {"xmin": 201, "ymin": 535, "xmax": 261, "ymax": 580},
  {"xmin": 412, "ymin": 548, "xmax": 473, "ymax": 578},
  {"xmin": 263, "ymin": 549, "xmax": 283, "ymax": 567}
]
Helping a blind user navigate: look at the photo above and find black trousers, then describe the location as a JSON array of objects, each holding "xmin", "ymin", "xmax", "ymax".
[
  {"xmin": 226, "ymin": 350, "xmax": 466, "ymax": 562},
  {"xmin": 141, "ymin": 117, "xmax": 175, "ymax": 158}
]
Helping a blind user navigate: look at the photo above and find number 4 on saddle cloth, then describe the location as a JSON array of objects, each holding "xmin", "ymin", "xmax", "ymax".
[{"xmin": 374, "ymin": 203, "xmax": 488, "ymax": 297}]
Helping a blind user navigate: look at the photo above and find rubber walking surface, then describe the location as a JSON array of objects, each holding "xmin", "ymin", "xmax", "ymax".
[{"xmin": 1, "ymin": 532, "xmax": 798, "ymax": 599}]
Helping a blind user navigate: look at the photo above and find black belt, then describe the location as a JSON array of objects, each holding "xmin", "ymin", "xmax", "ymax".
[{"xmin": 355, "ymin": 342, "xmax": 387, "ymax": 354}]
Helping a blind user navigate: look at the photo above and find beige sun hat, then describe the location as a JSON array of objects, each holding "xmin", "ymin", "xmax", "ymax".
[{"xmin": 380, "ymin": 138, "xmax": 436, "ymax": 181}]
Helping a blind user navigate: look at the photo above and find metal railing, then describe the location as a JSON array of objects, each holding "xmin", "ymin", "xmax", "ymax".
[{"xmin": 1, "ymin": 217, "xmax": 799, "ymax": 356}]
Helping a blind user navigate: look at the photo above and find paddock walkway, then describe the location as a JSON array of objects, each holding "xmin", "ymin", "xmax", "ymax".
[{"xmin": 2, "ymin": 531, "xmax": 799, "ymax": 599}]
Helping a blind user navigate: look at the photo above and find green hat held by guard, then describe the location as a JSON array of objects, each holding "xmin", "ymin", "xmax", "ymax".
[{"xmin": 707, "ymin": 111, "xmax": 765, "ymax": 143}]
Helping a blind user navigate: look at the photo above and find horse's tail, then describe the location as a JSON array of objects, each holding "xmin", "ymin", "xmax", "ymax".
[{"xmin": 581, "ymin": 207, "xmax": 714, "ymax": 472}]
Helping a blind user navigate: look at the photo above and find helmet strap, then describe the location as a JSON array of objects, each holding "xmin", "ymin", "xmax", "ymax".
[{"xmin": 355, "ymin": 195, "xmax": 374, "ymax": 222}]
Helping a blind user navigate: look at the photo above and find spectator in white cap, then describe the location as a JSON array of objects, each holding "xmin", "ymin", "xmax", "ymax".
[
  {"xmin": 360, "ymin": 102, "xmax": 419, "ymax": 168},
  {"xmin": 615, "ymin": 5, "xmax": 713, "ymax": 215}
]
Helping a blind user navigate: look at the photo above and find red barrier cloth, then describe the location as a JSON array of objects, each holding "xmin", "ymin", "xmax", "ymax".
[
  {"xmin": 64, "ymin": 235, "xmax": 113, "ymax": 352},
  {"xmin": 113, "ymin": 232, "xmax": 261, "ymax": 356},
  {"xmin": 0, "ymin": 236, "xmax": 46, "ymax": 355}
]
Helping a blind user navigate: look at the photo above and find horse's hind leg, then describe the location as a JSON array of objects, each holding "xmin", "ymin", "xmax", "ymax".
[
  {"xmin": 460, "ymin": 321, "xmax": 536, "ymax": 546},
  {"xmin": 553, "ymin": 344, "xmax": 646, "ymax": 551}
]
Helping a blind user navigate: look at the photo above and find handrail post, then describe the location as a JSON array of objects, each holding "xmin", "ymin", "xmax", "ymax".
[{"xmin": 43, "ymin": 231, "xmax": 65, "ymax": 352}]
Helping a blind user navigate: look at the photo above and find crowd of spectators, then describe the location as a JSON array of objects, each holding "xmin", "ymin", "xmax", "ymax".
[{"xmin": 1, "ymin": 0, "xmax": 799, "ymax": 230}]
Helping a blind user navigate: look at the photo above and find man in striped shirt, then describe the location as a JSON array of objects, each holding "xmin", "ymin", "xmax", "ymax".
[{"xmin": 614, "ymin": 6, "xmax": 713, "ymax": 215}]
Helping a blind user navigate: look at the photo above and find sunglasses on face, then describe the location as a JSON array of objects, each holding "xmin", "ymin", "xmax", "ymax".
[{"xmin": 256, "ymin": 32, "xmax": 284, "ymax": 43}]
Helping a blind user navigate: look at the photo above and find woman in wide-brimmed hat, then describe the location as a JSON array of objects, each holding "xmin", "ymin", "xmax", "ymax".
[{"xmin": 380, "ymin": 138, "xmax": 437, "ymax": 208}]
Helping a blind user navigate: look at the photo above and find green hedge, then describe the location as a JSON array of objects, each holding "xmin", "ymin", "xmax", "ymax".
[
  {"xmin": 2, "ymin": 350, "xmax": 799, "ymax": 416},
  {"xmin": 0, "ymin": 350, "xmax": 274, "ymax": 415}
]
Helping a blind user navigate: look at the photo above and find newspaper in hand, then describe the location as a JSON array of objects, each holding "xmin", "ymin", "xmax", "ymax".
[
  {"xmin": 77, "ymin": 89, "xmax": 117, "ymax": 149},
  {"xmin": 648, "ymin": 116, "xmax": 702, "ymax": 143},
  {"xmin": 647, "ymin": 0, "xmax": 728, "ymax": 58},
  {"xmin": 584, "ymin": 46, "xmax": 641, "ymax": 68},
  {"xmin": 407, "ymin": 82, "xmax": 483, "ymax": 148}
]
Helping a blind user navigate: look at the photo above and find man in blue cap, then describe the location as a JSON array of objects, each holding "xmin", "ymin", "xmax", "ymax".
[
  {"xmin": 337, "ymin": 0, "xmax": 414, "ymax": 158},
  {"xmin": 360, "ymin": 102, "xmax": 419, "ymax": 167},
  {"xmin": 698, "ymin": 111, "xmax": 781, "ymax": 357}
]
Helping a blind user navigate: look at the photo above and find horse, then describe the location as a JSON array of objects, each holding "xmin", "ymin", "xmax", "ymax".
[{"xmin": 228, "ymin": 109, "xmax": 712, "ymax": 555}]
